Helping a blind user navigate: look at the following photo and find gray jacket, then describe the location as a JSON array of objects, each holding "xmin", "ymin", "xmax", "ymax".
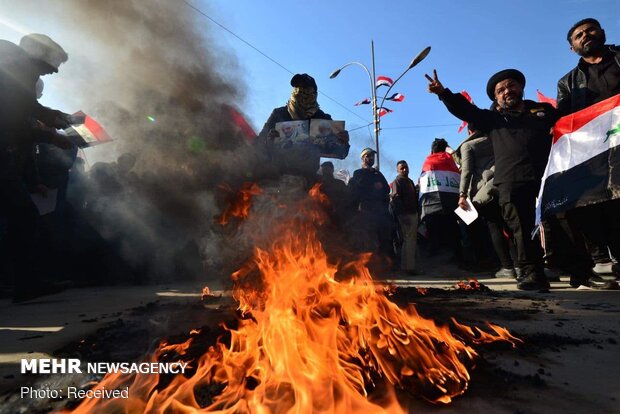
[{"xmin": 458, "ymin": 136, "xmax": 494, "ymax": 199}]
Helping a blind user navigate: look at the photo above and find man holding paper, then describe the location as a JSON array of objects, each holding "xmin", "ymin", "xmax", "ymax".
[{"xmin": 457, "ymin": 129, "xmax": 515, "ymax": 278}]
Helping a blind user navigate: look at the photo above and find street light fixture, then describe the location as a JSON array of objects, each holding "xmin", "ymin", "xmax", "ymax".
[{"xmin": 330, "ymin": 43, "xmax": 431, "ymax": 170}]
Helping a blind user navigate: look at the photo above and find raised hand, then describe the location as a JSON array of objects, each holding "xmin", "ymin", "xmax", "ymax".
[{"xmin": 425, "ymin": 69, "xmax": 445, "ymax": 95}]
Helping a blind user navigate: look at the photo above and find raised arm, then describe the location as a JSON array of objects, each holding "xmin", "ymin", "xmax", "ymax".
[{"xmin": 425, "ymin": 69, "xmax": 494, "ymax": 131}]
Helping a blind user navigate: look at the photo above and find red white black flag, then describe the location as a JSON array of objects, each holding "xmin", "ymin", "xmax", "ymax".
[
  {"xmin": 375, "ymin": 76, "xmax": 393, "ymax": 88},
  {"xmin": 354, "ymin": 98, "xmax": 371, "ymax": 106},
  {"xmin": 385, "ymin": 93, "xmax": 405, "ymax": 102},
  {"xmin": 537, "ymin": 94, "xmax": 620, "ymax": 221},
  {"xmin": 64, "ymin": 111, "xmax": 112, "ymax": 148},
  {"xmin": 377, "ymin": 107, "xmax": 393, "ymax": 117}
]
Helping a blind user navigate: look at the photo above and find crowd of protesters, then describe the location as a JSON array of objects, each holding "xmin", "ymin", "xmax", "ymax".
[
  {"xmin": 260, "ymin": 18, "xmax": 619, "ymax": 291},
  {"xmin": 2, "ymin": 18, "xmax": 619, "ymax": 302}
]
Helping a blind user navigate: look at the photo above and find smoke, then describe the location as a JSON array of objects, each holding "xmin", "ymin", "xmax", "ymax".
[{"xmin": 12, "ymin": 0, "xmax": 272, "ymax": 284}]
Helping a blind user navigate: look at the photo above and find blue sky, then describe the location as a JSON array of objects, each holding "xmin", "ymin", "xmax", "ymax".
[
  {"xmin": 1, "ymin": 0, "xmax": 618, "ymax": 183},
  {"xmin": 204, "ymin": 0, "xmax": 620, "ymax": 181}
]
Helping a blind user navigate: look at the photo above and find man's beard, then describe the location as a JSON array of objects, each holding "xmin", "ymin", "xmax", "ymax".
[
  {"xmin": 499, "ymin": 95, "xmax": 521, "ymax": 110},
  {"xmin": 577, "ymin": 33, "xmax": 606, "ymax": 57}
]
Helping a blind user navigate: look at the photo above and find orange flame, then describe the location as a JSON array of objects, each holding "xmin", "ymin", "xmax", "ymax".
[
  {"xmin": 217, "ymin": 182, "xmax": 262, "ymax": 225},
  {"xmin": 66, "ymin": 187, "xmax": 520, "ymax": 413}
]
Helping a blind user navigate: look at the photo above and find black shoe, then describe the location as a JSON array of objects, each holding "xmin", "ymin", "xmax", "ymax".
[
  {"xmin": 517, "ymin": 274, "xmax": 550, "ymax": 292},
  {"xmin": 570, "ymin": 275, "xmax": 620, "ymax": 290},
  {"xmin": 515, "ymin": 267, "xmax": 524, "ymax": 282},
  {"xmin": 544, "ymin": 268, "xmax": 561, "ymax": 282}
]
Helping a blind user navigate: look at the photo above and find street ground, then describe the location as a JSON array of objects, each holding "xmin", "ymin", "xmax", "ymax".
[{"xmin": 0, "ymin": 252, "xmax": 619, "ymax": 413}]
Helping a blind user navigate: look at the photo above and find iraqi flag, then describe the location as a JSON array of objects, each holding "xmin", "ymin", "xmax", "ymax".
[
  {"xmin": 377, "ymin": 107, "xmax": 393, "ymax": 117},
  {"xmin": 537, "ymin": 94, "xmax": 620, "ymax": 221},
  {"xmin": 375, "ymin": 76, "xmax": 393, "ymax": 88},
  {"xmin": 385, "ymin": 93, "xmax": 405, "ymax": 102},
  {"xmin": 63, "ymin": 111, "xmax": 112, "ymax": 148},
  {"xmin": 418, "ymin": 152, "xmax": 460, "ymax": 220}
]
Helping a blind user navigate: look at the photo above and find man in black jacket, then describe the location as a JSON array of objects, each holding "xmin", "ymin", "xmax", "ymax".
[
  {"xmin": 258, "ymin": 73, "xmax": 349, "ymax": 181},
  {"xmin": 0, "ymin": 33, "xmax": 73, "ymax": 301},
  {"xmin": 557, "ymin": 18, "xmax": 619, "ymax": 115},
  {"xmin": 426, "ymin": 69, "xmax": 558, "ymax": 291},
  {"xmin": 556, "ymin": 18, "xmax": 620, "ymax": 285},
  {"xmin": 391, "ymin": 160, "xmax": 419, "ymax": 273},
  {"xmin": 348, "ymin": 148, "xmax": 392, "ymax": 259}
]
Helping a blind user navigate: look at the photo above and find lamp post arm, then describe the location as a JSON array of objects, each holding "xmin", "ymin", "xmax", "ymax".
[{"xmin": 377, "ymin": 67, "xmax": 411, "ymax": 114}]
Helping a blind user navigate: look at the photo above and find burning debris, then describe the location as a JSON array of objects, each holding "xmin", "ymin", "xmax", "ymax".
[
  {"xmin": 455, "ymin": 278, "xmax": 490, "ymax": 292},
  {"xmin": 65, "ymin": 184, "xmax": 521, "ymax": 413}
]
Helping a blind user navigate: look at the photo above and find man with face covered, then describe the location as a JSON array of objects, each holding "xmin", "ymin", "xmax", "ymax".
[
  {"xmin": 426, "ymin": 69, "xmax": 559, "ymax": 291},
  {"xmin": 554, "ymin": 18, "xmax": 620, "ymax": 285},
  {"xmin": 258, "ymin": 73, "xmax": 349, "ymax": 180}
]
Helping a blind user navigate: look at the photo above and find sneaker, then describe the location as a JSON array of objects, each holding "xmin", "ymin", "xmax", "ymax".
[
  {"xmin": 592, "ymin": 262, "xmax": 614, "ymax": 276},
  {"xmin": 517, "ymin": 274, "xmax": 550, "ymax": 292},
  {"xmin": 495, "ymin": 268, "xmax": 517, "ymax": 278}
]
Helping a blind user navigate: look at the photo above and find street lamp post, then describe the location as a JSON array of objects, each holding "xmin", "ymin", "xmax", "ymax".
[{"xmin": 330, "ymin": 43, "xmax": 431, "ymax": 170}]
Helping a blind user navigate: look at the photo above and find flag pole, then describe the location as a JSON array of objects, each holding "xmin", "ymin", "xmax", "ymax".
[{"xmin": 371, "ymin": 40, "xmax": 380, "ymax": 170}]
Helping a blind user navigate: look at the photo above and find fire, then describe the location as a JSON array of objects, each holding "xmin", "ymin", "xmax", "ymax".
[
  {"xmin": 217, "ymin": 182, "xmax": 262, "ymax": 225},
  {"xmin": 455, "ymin": 278, "xmax": 486, "ymax": 291},
  {"xmin": 65, "ymin": 184, "xmax": 520, "ymax": 413}
]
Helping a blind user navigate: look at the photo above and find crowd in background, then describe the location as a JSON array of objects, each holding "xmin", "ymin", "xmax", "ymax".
[{"xmin": 2, "ymin": 17, "xmax": 619, "ymax": 302}]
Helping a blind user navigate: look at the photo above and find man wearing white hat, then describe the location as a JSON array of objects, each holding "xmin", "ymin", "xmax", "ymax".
[{"xmin": 0, "ymin": 33, "xmax": 72, "ymax": 302}]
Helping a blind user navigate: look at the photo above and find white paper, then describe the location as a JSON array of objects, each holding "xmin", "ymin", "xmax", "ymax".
[
  {"xmin": 30, "ymin": 188, "xmax": 58, "ymax": 216},
  {"xmin": 454, "ymin": 198, "xmax": 478, "ymax": 225}
]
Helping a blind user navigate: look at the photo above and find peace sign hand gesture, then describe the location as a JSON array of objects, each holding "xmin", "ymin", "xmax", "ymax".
[{"xmin": 425, "ymin": 69, "xmax": 445, "ymax": 95}]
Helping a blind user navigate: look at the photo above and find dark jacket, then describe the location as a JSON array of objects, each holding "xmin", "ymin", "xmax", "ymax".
[
  {"xmin": 391, "ymin": 174, "xmax": 418, "ymax": 215},
  {"xmin": 556, "ymin": 44, "xmax": 620, "ymax": 115},
  {"xmin": 348, "ymin": 167, "xmax": 390, "ymax": 212},
  {"xmin": 0, "ymin": 40, "xmax": 71, "ymax": 183},
  {"xmin": 258, "ymin": 106, "xmax": 332, "ymax": 140},
  {"xmin": 438, "ymin": 90, "xmax": 559, "ymax": 185}
]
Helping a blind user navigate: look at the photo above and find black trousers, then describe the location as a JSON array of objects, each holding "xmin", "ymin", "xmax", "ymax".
[
  {"xmin": 0, "ymin": 159, "xmax": 39, "ymax": 292},
  {"xmin": 478, "ymin": 201, "xmax": 514, "ymax": 269},
  {"xmin": 567, "ymin": 199, "xmax": 620, "ymax": 264},
  {"xmin": 541, "ymin": 213, "xmax": 592, "ymax": 276},
  {"xmin": 498, "ymin": 181, "xmax": 544, "ymax": 279}
]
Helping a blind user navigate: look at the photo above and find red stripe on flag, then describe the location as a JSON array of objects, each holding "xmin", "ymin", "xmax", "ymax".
[
  {"xmin": 553, "ymin": 94, "xmax": 620, "ymax": 144},
  {"xmin": 83, "ymin": 114, "xmax": 112, "ymax": 142},
  {"xmin": 421, "ymin": 152, "xmax": 460, "ymax": 173}
]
